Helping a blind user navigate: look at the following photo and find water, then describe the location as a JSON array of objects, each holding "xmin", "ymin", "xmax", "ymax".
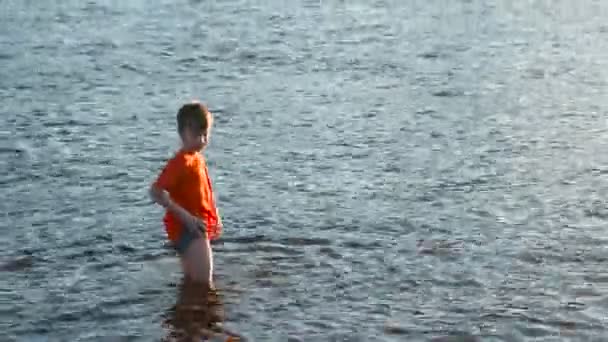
[{"xmin": 2, "ymin": 0, "xmax": 608, "ymax": 340}]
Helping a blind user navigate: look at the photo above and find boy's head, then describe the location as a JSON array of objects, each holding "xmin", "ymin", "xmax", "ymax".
[{"xmin": 177, "ymin": 101, "xmax": 213, "ymax": 151}]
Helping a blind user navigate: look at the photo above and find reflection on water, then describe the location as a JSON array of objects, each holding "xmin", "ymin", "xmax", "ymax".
[{"xmin": 162, "ymin": 278, "xmax": 242, "ymax": 341}]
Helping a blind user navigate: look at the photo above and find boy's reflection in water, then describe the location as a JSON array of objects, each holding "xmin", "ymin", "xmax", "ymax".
[{"xmin": 162, "ymin": 277, "xmax": 240, "ymax": 341}]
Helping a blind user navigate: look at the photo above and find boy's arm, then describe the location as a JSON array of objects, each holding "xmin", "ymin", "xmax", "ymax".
[
  {"xmin": 149, "ymin": 185, "xmax": 200, "ymax": 230},
  {"xmin": 150, "ymin": 156, "xmax": 204, "ymax": 232}
]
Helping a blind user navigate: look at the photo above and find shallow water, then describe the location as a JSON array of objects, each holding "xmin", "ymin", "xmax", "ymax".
[{"xmin": 2, "ymin": 0, "xmax": 608, "ymax": 341}]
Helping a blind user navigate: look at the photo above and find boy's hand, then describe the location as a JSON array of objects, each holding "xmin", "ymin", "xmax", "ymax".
[
  {"xmin": 217, "ymin": 214, "xmax": 223, "ymax": 229},
  {"xmin": 213, "ymin": 220, "xmax": 223, "ymax": 237},
  {"xmin": 214, "ymin": 211, "xmax": 223, "ymax": 235},
  {"xmin": 184, "ymin": 214, "xmax": 207, "ymax": 237}
]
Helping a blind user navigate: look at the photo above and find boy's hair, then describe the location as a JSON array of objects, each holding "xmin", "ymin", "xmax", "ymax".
[{"xmin": 177, "ymin": 102, "xmax": 212, "ymax": 135}]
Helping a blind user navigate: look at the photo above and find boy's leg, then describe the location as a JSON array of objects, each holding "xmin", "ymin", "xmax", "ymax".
[
  {"xmin": 208, "ymin": 239, "xmax": 214, "ymax": 287},
  {"xmin": 183, "ymin": 236, "xmax": 212, "ymax": 285},
  {"xmin": 174, "ymin": 229, "xmax": 213, "ymax": 285}
]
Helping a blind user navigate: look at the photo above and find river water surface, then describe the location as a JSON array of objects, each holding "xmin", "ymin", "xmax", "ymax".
[{"xmin": 2, "ymin": 0, "xmax": 608, "ymax": 341}]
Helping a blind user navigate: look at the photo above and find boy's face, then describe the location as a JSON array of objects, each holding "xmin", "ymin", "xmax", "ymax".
[{"xmin": 181, "ymin": 124, "xmax": 209, "ymax": 151}]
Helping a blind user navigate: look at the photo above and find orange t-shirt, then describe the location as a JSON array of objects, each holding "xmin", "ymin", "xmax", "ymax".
[{"xmin": 153, "ymin": 149, "xmax": 220, "ymax": 242}]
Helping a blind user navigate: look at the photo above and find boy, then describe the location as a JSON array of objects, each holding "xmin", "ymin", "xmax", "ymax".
[{"xmin": 150, "ymin": 101, "xmax": 222, "ymax": 286}]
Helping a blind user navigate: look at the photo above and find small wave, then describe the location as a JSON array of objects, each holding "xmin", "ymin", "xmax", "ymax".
[
  {"xmin": 250, "ymin": 243, "xmax": 299, "ymax": 255},
  {"xmin": 119, "ymin": 63, "xmax": 139, "ymax": 72},
  {"xmin": 428, "ymin": 334, "xmax": 480, "ymax": 342},
  {"xmin": 89, "ymin": 260, "xmax": 125, "ymax": 272},
  {"xmin": 221, "ymin": 234, "xmax": 270, "ymax": 245},
  {"xmin": 418, "ymin": 51, "xmax": 441, "ymax": 59},
  {"xmin": 341, "ymin": 239, "xmax": 382, "ymax": 250},
  {"xmin": 279, "ymin": 236, "xmax": 332, "ymax": 247},
  {"xmin": 432, "ymin": 89, "xmax": 464, "ymax": 97},
  {"xmin": 0, "ymin": 256, "xmax": 35, "ymax": 272},
  {"xmin": 417, "ymin": 239, "xmax": 466, "ymax": 257},
  {"xmin": 319, "ymin": 246, "xmax": 342, "ymax": 259}
]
